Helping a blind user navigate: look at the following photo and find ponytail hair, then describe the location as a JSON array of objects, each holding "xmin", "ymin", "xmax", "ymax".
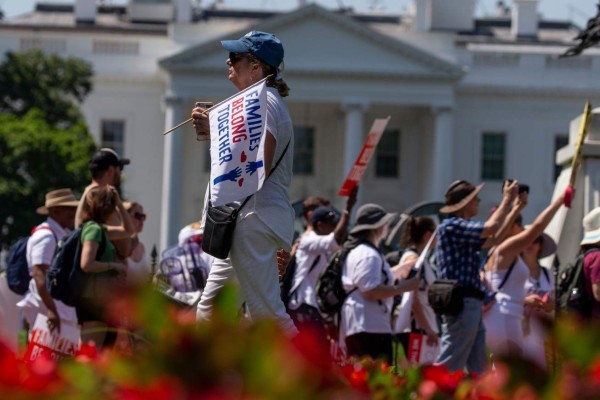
[
  {"xmin": 400, "ymin": 216, "xmax": 436, "ymax": 249},
  {"xmin": 247, "ymin": 53, "xmax": 290, "ymax": 97}
]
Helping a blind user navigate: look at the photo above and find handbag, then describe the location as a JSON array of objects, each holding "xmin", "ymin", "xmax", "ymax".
[
  {"xmin": 428, "ymin": 279, "xmax": 464, "ymax": 316},
  {"xmin": 202, "ymin": 140, "xmax": 290, "ymax": 259}
]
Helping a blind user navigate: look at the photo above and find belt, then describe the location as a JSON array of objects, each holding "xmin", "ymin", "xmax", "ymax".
[{"xmin": 460, "ymin": 287, "xmax": 485, "ymax": 300}]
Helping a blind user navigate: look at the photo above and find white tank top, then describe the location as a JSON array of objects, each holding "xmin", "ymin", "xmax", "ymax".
[{"xmin": 485, "ymin": 255, "xmax": 530, "ymax": 317}]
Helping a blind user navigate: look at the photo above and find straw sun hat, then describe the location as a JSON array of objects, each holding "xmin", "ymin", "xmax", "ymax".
[{"xmin": 36, "ymin": 188, "xmax": 79, "ymax": 215}]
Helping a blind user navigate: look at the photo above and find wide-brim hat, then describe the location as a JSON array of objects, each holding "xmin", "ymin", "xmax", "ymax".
[
  {"xmin": 439, "ymin": 181, "xmax": 485, "ymax": 214},
  {"xmin": 581, "ymin": 207, "xmax": 600, "ymax": 246},
  {"xmin": 349, "ymin": 203, "xmax": 395, "ymax": 235},
  {"xmin": 525, "ymin": 226, "xmax": 557, "ymax": 258},
  {"xmin": 36, "ymin": 188, "xmax": 79, "ymax": 215}
]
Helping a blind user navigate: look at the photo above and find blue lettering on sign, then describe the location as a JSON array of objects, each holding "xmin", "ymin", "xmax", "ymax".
[
  {"xmin": 217, "ymin": 104, "xmax": 232, "ymax": 165},
  {"xmin": 246, "ymin": 99, "xmax": 263, "ymax": 152}
]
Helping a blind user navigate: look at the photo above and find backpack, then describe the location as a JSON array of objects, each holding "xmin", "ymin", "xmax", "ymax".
[
  {"xmin": 557, "ymin": 248, "xmax": 600, "ymax": 318},
  {"xmin": 279, "ymin": 254, "xmax": 297, "ymax": 306},
  {"xmin": 315, "ymin": 239, "xmax": 379, "ymax": 318},
  {"xmin": 46, "ymin": 224, "xmax": 106, "ymax": 307},
  {"xmin": 6, "ymin": 226, "xmax": 55, "ymax": 295},
  {"xmin": 158, "ymin": 242, "xmax": 207, "ymax": 293}
]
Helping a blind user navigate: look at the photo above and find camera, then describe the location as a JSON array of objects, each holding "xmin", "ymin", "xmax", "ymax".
[{"xmin": 503, "ymin": 179, "xmax": 529, "ymax": 195}]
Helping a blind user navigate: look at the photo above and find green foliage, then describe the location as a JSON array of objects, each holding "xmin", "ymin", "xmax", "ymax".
[
  {"xmin": 0, "ymin": 109, "xmax": 95, "ymax": 248},
  {"xmin": 0, "ymin": 50, "xmax": 93, "ymax": 127}
]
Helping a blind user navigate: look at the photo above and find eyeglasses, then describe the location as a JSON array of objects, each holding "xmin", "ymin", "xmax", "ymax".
[
  {"xmin": 229, "ymin": 52, "xmax": 250, "ymax": 65},
  {"xmin": 133, "ymin": 212, "xmax": 146, "ymax": 221}
]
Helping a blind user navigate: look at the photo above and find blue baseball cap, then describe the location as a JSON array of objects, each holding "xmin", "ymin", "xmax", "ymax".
[
  {"xmin": 221, "ymin": 31, "xmax": 284, "ymax": 69},
  {"xmin": 311, "ymin": 206, "xmax": 340, "ymax": 226}
]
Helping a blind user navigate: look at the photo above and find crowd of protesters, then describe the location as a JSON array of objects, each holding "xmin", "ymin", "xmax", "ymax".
[{"xmin": 4, "ymin": 29, "xmax": 600, "ymax": 378}]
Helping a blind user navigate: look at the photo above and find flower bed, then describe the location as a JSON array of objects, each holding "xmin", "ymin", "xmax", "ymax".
[{"xmin": 2, "ymin": 285, "xmax": 600, "ymax": 399}]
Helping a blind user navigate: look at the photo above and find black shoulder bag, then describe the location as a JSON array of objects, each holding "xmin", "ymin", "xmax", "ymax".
[{"xmin": 202, "ymin": 141, "xmax": 290, "ymax": 259}]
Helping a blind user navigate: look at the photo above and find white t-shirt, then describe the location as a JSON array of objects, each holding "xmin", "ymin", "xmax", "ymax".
[
  {"xmin": 341, "ymin": 243, "xmax": 393, "ymax": 337},
  {"xmin": 17, "ymin": 217, "xmax": 77, "ymax": 324},
  {"xmin": 238, "ymin": 87, "xmax": 295, "ymax": 250},
  {"xmin": 288, "ymin": 230, "xmax": 341, "ymax": 309}
]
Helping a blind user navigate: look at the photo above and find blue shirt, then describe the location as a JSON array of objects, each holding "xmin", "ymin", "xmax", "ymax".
[{"xmin": 435, "ymin": 217, "xmax": 486, "ymax": 290}]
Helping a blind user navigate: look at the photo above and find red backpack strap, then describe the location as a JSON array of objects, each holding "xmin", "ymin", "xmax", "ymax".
[{"xmin": 31, "ymin": 225, "xmax": 58, "ymax": 243}]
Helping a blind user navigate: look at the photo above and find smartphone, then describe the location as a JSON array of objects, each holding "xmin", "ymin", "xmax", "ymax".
[
  {"xmin": 195, "ymin": 101, "xmax": 213, "ymax": 110},
  {"xmin": 503, "ymin": 180, "xmax": 530, "ymax": 195}
]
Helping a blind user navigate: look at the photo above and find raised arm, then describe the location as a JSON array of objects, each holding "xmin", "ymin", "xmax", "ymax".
[
  {"xmin": 481, "ymin": 180, "xmax": 519, "ymax": 248},
  {"xmin": 496, "ymin": 192, "xmax": 566, "ymax": 270},
  {"xmin": 333, "ymin": 186, "xmax": 358, "ymax": 245}
]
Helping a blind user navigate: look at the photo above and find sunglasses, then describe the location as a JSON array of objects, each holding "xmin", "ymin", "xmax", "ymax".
[
  {"xmin": 133, "ymin": 212, "xmax": 146, "ymax": 221},
  {"xmin": 229, "ymin": 52, "xmax": 251, "ymax": 65}
]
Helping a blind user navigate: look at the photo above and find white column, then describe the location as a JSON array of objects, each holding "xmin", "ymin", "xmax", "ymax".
[
  {"xmin": 430, "ymin": 106, "xmax": 454, "ymax": 200},
  {"xmin": 340, "ymin": 102, "xmax": 368, "ymax": 209},
  {"xmin": 341, "ymin": 102, "xmax": 369, "ymax": 177},
  {"xmin": 160, "ymin": 94, "xmax": 184, "ymax": 251}
]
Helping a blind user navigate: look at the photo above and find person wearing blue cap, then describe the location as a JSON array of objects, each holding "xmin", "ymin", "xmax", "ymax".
[{"xmin": 192, "ymin": 31, "xmax": 297, "ymax": 336}]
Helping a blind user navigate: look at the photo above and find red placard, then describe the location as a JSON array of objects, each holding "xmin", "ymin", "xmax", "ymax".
[{"xmin": 338, "ymin": 117, "xmax": 391, "ymax": 196}]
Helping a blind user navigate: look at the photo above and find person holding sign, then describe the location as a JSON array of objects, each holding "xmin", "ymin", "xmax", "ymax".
[{"xmin": 191, "ymin": 31, "xmax": 297, "ymax": 335}]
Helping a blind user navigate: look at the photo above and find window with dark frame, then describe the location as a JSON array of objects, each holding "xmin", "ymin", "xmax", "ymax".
[
  {"xmin": 554, "ymin": 134, "xmax": 569, "ymax": 181},
  {"xmin": 293, "ymin": 126, "xmax": 314, "ymax": 175},
  {"xmin": 101, "ymin": 120, "xmax": 125, "ymax": 157},
  {"xmin": 375, "ymin": 129, "xmax": 400, "ymax": 178},
  {"xmin": 481, "ymin": 132, "xmax": 505, "ymax": 181}
]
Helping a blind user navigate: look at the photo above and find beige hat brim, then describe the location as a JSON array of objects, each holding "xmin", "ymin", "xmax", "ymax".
[
  {"xmin": 581, "ymin": 227, "xmax": 600, "ymax": 246},
  {"xmin": 439, "ymin": 183, "xmax": 484, "ymax": 214},
  {"xmin": 350, "ymin": 212, "xmax": 396, "ymax": 235},
  {"xmin": 36, "ymin": 200, "xmax": 80, "ymax": 215}
]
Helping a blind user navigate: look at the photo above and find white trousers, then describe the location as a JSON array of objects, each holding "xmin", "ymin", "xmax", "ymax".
[{"xmin": 196, "ymin": 214, "xmax": 297, "ymax": 336}]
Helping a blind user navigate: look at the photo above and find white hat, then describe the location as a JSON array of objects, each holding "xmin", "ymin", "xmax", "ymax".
[
  {"xmin": 581, "ymin": 207, "xmax": 600, "ymax": 246},
  {"xmin": 178, "ymin": 221, "xmax": 203, "ymax": 245}
]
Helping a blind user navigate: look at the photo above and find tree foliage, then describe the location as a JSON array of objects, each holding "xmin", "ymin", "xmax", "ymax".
[
  {"xmin": 0, "ymin": 50, "xmax": 93, "ymax": 127},
  {"xmin": 0, "ymin": 110, "xmax": 96, "ymax": 248},
  {"xmin": 0, "ymin": 50, "xmax": 96, "ymax": 249}
]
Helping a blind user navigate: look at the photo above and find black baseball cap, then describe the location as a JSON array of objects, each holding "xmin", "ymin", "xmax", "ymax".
[
  {"xmin": 90, "ymin": 148, "xmax": 130, "ymax": 171},
  {"xmin": 311, "ymin": 206, "xmax": 340, "ymax": 225}
]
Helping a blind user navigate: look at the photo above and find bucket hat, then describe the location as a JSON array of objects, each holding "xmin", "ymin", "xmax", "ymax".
[
  {"xmin": 36, "ymin": 188, "xmax": 79, "ymax": 215},
  {"xmin": 440, "ymin": 180, "xmax": 484, "ymax": 214},
  {"xmin": 581, "ymin": 207, "xmax": 600, "ymax": 246},
  {"xmin": 349, "ymin": 204, "xmax": 395, "ymax": 235}
]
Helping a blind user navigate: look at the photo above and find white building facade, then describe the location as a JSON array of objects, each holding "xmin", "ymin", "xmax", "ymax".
[{"xmin": 1, "ymin": 0, "xmax": 598, "ymax": 252}]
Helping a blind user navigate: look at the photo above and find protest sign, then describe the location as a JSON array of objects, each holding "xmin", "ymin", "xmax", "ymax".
[
  {"xmin": 338, "ymin": 117, "xmax": 391, "ymax": 196},
  {"xmin": 209, "ymin": 78, "xmax": 268, "ymax": 206},
  {"xmin": 407, "ymin": 332, "xmax": 440, "ymax": 365},
  {"xmin": 24, "ymin": 313, "xmax": 80, "ymax": 361}
]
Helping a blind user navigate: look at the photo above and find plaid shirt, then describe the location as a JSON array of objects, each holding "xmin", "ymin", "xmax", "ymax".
[{"xmin": 435, "ymin": 217, "xmax": 486, "ymax": 290}]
